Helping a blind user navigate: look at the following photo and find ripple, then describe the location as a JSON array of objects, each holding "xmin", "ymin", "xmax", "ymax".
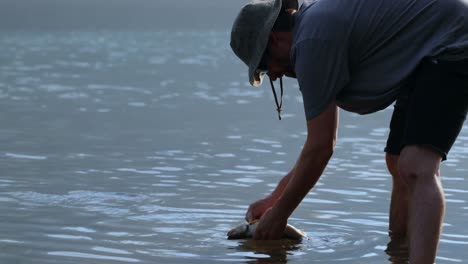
[
  {"xmin": 235, "ymin": 165, "xmax": 265, "ymax": 170},
  {"xmin": 151, "ymin": 166, "xmax": 183, "ymax": 172},
  {"xmin": 252, "ymin": 139, "xmax": 281, "ymax": 145},
  {"xmin": 227, "ymin": 252, "xmax": 270, "ymax": 258},
  {"xmin": 303, "ymin": 198, "xmax": 341, "ymax": 204},
  {"xmin": 245, "ymin": 148, "xmax": 271, "ymax": 153},
  {"xmin": 0, "ymin": 239, "xmax": 24, "ymax": 244},
  {"xmin": 62, "ymin": 227, "xmax": 96, "ymax": 233},
  {"xmin": 0, "ymin": 197, "xmax": 16, "ymax": 202},
  {"xmin": 214, "ymin": 153, "xmax": 236, "ymax": 158},
  {"xmin": 48, "ymin": 251, "xmax": 140, "ymax": 262},
  {"xmin": 346, "ymin": 199, "xmax": 373, "ymax": 203},
  {"xmin": 120, "ymin": 240, "xmax": 150, "ymax": 246},
  {"xmin": 440, "ymin": 239, "xmax": 468, "ymax": 245},
  {"xmin": 92, "ymin": 247, "xmax": 132, "ymax": 255},
  {"xmin": 108, "ymin": 232, "xmax": 130, "ymax": 237},
  {"xmin": 159, "ymin": 79, "xmax": 175, "ymax": 87},
  {"xmin": 39, "ymin": 84, "xmax": 74, "ymax": 92},
  {"xmin": 193, "ymin": 91, "xmax": 221, "ymax": 101},
  {"xmin": 236, "ymin": 99, "xmax": 249, "ymax": 104},
  {"xmin": 47, "ymin": 234, "xmax": 93, "ymax": 240},
  {"xmin": 128, "ymin": 102, "xmax": 146, "ymax": 107},
  {"xmin": 340, "ymin": 218, "xmax": 388, "ymax": 227},
  {"xmin": 5, "ymin": 152, "xmax": 47, "ymax": 160},
  {"xmin": 219, "ymin": 169, "xmax": 250, "ymax": 174},
  {"xmin": 87, "ymin": 84, "xmax": 151, "ymax": 95},
  {"xmin": 436, "ymin": 256, "xmax": 464, "ymax": 262},
  {"xmin": 178, "ymin": 55, "xmax": 215, "ymax": 66},
  {"xmin": 58, "ymin": 92, "xmax": 89, "ymax": 99},
  {"xmin": 221, "ymin": 87, "xmax": 263, "ymax": 98},
  {"xmin": 235, "ymin": 178, "xmax": 263, "ymax": 183},
  {"xmin": 7, "ymin": 191, "xmax": 147, "ymax": 208},
  {"xmin": 318, "ymin": 188, "xmax": 368, "ymax": 196},
  {"xmin": 149, "ymin": 56, "xmax": 168, "ymax": 65},
  {"xmin": 153, "ymin": 227, "xmax": 192, "ymax": 233},
  {"xmin": 195, "ymin": 81, "xmax": 212, "ymax": 90},
  {"xmin": 117, "ymin": 168, "xmax": 161, "ymax": 175},
  {"xmin": 148, "ymin": 249, "xmax": 199, "ymax": 258}
]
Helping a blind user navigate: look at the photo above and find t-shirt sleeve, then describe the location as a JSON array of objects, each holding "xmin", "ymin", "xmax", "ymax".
[{"xmin": 292, "ymin": 38, "xmax": 350, "ymax": 120}]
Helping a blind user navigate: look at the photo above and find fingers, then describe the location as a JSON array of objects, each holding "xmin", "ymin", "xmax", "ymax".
[
  {"xmin": 245, "ymin": 210, "xmax": 253, "ymax": 222},
  {"xmin": 245, "ymin": 202, "xmax": 267, "ymax": 222},
  {"xmin": 245, "ymin": 208, "xmax": 262, "ymax": 222},
  {"xmin": 245, "ymin": 204, "xmax": 262, "ymax": 222}
]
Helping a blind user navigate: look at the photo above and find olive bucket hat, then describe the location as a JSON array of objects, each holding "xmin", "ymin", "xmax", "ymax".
[
  {"xmin": 230, "ymin": 0, "xmax": 299, "ymax": 87},
  {"xmin": 231, "ymin": 0, "xmax": 299, "ymax": 120}
]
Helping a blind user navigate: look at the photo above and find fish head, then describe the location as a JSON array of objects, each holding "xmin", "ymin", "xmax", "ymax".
[
  {"xmin": 227, "ymin": 223, "xmax": 249, "ymax": 239},
  {"xmin": 227, "ymin": 222, "xmax": 255, "ymax": 239}
]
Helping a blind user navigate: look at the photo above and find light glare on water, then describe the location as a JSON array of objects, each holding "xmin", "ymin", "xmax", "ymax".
[{"xmin": 0, "ymin": 30, "xmax": 467, "ymax": 264}]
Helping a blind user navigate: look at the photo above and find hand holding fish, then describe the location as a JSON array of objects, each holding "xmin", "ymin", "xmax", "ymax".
[
  {"xmin": 246, "ymin": 168, "xmax": 297, "ymax": 222},
  {"xmin": 253, "ymin": 207, "xmax": 288, "ymax": 240},
  {"xmin": 245, "ymin": 195, "xmax": 276, "ymax": 222}
]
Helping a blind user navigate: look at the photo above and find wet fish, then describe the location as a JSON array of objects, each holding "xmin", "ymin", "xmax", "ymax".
[{"xmin": 227, "ymin": 220, "xmax": 307, "ymax": 240}]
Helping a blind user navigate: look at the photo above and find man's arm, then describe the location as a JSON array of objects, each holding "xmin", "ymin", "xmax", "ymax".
[
  {"xmin": 245, "ymin": 164, "xmax": 296, "ymax": 222},
  {"xmin": 253, "ymin": 101, "xmax": 339, "ymax": 239}
]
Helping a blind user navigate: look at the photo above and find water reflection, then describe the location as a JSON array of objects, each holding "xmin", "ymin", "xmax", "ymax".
[
  {"xmin": 228, "ymin": 239, "xmax": 305, "ymax": 263},
  {"xmin": 385, "ymin": 237, "xmax": 409, "ymax": 264}
]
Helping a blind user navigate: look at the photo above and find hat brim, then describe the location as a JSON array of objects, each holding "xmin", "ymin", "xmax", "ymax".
[{"xmin": 248, "ymin": 0, "xmax": 298, "ymax": 87}]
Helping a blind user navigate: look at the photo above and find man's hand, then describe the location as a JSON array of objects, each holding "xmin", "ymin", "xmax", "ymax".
[
  {"xmin": 246, "ymin": 169, "xmax": 298, "ymax": 222},
  {"xmin": 245, "ymin": 195, "xmax": 276, "ymax": 222},
  {"xmin": 253, "ymin": 207, "xmax": 288, "ymax": 240}
]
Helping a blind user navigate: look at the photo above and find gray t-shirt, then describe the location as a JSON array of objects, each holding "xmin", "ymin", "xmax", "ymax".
[{"xmin": 292, "ymin": 0, "xmax": 468, "ymax": 120}]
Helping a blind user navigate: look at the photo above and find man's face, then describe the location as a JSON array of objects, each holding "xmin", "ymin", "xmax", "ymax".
[{"xmin": 264, "ymin": 32, "xmax": 296, "ymax": 81}]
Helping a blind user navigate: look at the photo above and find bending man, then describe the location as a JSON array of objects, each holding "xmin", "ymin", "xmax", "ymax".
[{"xmin": 230, "ymin": 0, "xmax": 468, "ymax": 263}]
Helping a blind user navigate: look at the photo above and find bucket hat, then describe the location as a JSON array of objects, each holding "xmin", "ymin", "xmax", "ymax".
[{"xmin": 230, "ymin": 0, "xmax": 299, "ymax": 87}]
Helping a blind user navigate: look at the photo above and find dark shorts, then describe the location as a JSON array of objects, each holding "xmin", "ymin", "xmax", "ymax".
[{"xmin": 385, "ymin": 57, "xmax": 468, "ymax": 160}]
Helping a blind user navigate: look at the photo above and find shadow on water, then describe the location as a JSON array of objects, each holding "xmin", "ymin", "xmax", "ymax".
[{"xmin": 228, "ymin": 239, "xmax": 305, "ymax": 263}]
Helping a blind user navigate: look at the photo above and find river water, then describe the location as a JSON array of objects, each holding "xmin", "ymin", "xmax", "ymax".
[{"xmin": 0, "ymin": 31, "xmax": 467, "ymax": 264}]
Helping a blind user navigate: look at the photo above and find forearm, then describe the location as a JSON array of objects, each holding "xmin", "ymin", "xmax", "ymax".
[
  {"xmin": 272, "ymin": 147, "xmax": 332, "ymax": 219},
  {"xmin": 251, "ymin": 103, "xmax": 337, "ymax": 239},
  {"xmin": 270, "ymin": 165, "xmax": 296, "ymax": 200}
]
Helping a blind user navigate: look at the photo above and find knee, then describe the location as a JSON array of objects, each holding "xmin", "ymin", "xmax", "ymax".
[{"xmin": 397, "ymin": 146, "xmax": 442, "ymax": 191}]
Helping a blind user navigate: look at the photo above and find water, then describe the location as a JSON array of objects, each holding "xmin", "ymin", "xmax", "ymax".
[{"xmin": 1, "ymin": 30, "xmax": 467, "ymax": 264}]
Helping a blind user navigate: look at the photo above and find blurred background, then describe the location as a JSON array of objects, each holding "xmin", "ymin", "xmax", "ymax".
[{"xmin": 0, "ymin": 0, "xmax": 246, "ymax": 30}]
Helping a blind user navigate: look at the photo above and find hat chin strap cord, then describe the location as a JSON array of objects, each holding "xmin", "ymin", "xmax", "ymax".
[{"xmin": 269, "ymin": 77, "xmax": 284, "ymax": 120}]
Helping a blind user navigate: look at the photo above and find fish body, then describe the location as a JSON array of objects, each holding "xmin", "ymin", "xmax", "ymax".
[{"xmin": 227, "ymin": 220, "xmax": 307, "ymax": 240}]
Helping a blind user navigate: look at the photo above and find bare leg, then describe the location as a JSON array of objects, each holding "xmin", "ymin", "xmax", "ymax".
[
  {"xmin": 398, "ymin": 145, "xmax": 445, "ymax": 264},
  {"xmin": 385, "ymin": 153, "xmax": 409, "ymax": 239}
]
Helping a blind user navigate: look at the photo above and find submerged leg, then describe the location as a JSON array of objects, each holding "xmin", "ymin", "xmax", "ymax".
[
  {"xmin": 398, "ymin": 145, "xmax": 445, "ymax": 264},
  {"xmin": 385, "ymin": 153, "xmax": 409, "ymax": 239}
]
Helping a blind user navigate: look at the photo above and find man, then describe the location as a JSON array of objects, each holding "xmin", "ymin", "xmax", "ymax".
[{"xmin": 230, "ymin": 0, "xmax": 468, "ymax": 263}]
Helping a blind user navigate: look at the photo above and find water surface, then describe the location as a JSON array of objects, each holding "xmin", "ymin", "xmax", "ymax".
[{"xmin": 1, "ymin": 31, "xmax": 467, "ymax": 264}]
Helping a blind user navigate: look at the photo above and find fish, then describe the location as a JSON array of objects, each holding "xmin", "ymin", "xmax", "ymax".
[{"xmin": 227, "ymin": 220, "xmax": 307, "ymax": 240}]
